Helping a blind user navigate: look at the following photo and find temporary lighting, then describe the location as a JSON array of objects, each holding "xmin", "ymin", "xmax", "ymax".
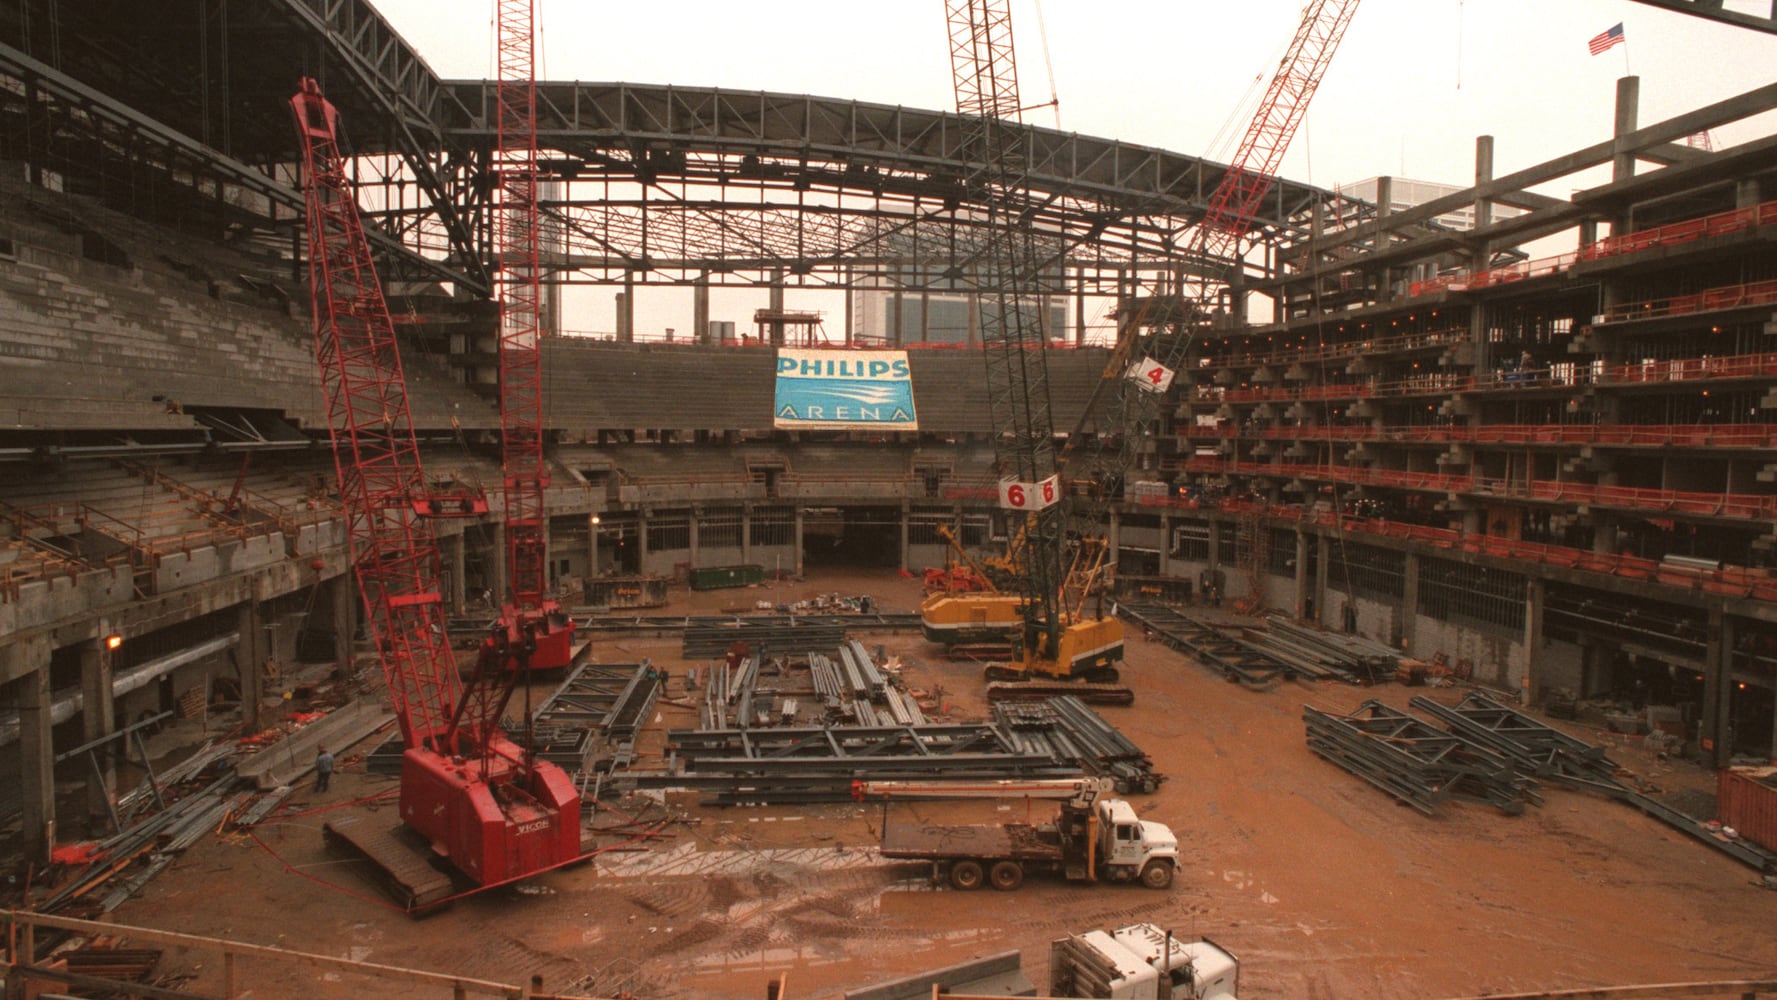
[{"xmin": 105, "ymin": 634, "xmax": 123, "ymax": 650}]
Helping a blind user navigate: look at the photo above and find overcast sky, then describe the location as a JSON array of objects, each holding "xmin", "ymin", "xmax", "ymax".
[{"xmin": 369, "ymin": 0, "xmax": 1777, "ymax": 337}]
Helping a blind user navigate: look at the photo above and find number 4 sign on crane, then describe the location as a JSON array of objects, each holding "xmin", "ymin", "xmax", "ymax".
[
  {"xmin": 1124, "ymin": 356, "xmax": 1176, "ymax": 394},
  {"xmin": 1000, "ymin": 474, "xmax": 1061, "ymax": 512}
]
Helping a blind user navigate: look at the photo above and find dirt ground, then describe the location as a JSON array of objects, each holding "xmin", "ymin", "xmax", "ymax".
[{"xmin": 105, "ymin": 568, "xmax": 1777, "ymax": 999}]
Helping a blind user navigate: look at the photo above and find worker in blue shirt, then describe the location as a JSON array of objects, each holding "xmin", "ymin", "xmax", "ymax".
[{"xmin": 314, "ymin": 745, "xmax": 335, "ymax": 793}]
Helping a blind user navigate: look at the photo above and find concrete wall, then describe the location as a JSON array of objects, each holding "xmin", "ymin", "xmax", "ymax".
[
  {"xmin": 1410, "ymin": 617, "xmax": 1524, "ymax": 691},
  {"xmin": 1535, "ymin": 637, "xmax": 1587, "ymax": 699}
]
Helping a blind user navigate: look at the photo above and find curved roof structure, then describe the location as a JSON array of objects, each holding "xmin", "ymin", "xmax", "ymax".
[{"xmin": 1, "ymin": 0, "xmax": 1340, "ymax": 297}]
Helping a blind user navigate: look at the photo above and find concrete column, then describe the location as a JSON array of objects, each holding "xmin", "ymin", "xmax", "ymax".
[
  {"xmin": 741, "ymin": 507, "xmax": 752, "ymax": 564},
  {"xmin": 1293, "ymin": 529, "xmax": 1310, "ymax": 619},
  {"xmin": 693, "ymin": 273, "xmax": 710, "ymax": 343},
  {"xmin": 919, "ymin": 289, "xmax": 930, "ymax": 344},
  {"xmin": 843, "ymin": 284, "xmax": 854, "ymax": 345},
  {"xmin": 1472, "ymin": 136, "xmax": 1495, "ymax": 272},
  {"xmin": 768, "ymin": 269, "xmax": 786, "ymax": 346},
  {"xmin": 1738, "ymin": 179, "xmax": 1761, "ymax": 210},
  {"xmin": 235, "ymin": 602, "xmax": 264, "ymax": 729},
  {"xmin": 1315, "ymin": 534, "xmax": 1331, "ymax": 627},
  {"xmin": 1612, "ymin": 77, "xmax": 1640, "ymax": 233},
  {"xmin": 490, "ymin": 522, "xmax": 508, "ymax": 605},
  {"xmin": 1374, "ymin": 176, "xmax": 1393, "ymax": 303},
  {"xmin": 16, "ymin": 665, "xmax": 55, "ymax": 865},
  {"xmin": 587, "ymin": 517, "xmax": 601, "ymax": 577},
  {"xmin": 1611, "ymin": 77, "xmax": 1640, "ymax": 183},
  {"xmin": 1399, "ymin": 552, "xmax": 1420, "ymax": 653},
  {"xmin": 445, "ymin": 532, "xmax": 467, "ymax": 613},
  {"xmin": 1702, "ymin": 606, "xmax": 1733, "ymax": 768},
  {"xmin": 891, "ymin": 288, "xmax": 905, "ymax": 348},
  {"xmin": 79, "ymin": 638, "xmax": 115, "ymax": 824},
  {"xmin": 542, "ymin": 516, "xmax": 555, "ymax": 594},
  {"xmin": 636, "ymin": 512, "xmax": 650, "ymax": 572},
  {"xmin": 331, "ymin": 575, "xmax": 353, "ymax": 678},
  {"xmin": 689, "ymin": 508, "xmax": 701, "ymax": 567},
  {"xmin": 1075, "ymin": 269, "xmax": 1087, "ymax": 346},
  {"xmin": 1158, "ymin": 514, "xmax": 1170, "ymax": 577},
  {"xmin": 898, "ymin": 502, "xmax": 911, "ymax": 572},
  {"xmin": 1523, "ymin": 577, "xmax": 1544, "ymax": 705},
  {"xmin": 793, "ymin": 506, "xmax": 806, "ymax": 576},
  {"xmin": 618, "ymin": 273, "xmax": 635, "ymax": 342},
  {"xmin": 966, "ymin": 294, "xmax": 980, "ymax": 347},
  {"xmin": 1108, "ymin": 510, "xmax": 1121, "ymax": 570}
]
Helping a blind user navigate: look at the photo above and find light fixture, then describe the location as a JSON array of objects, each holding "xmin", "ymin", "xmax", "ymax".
[{"xmin": 105, "ymin": 634, "xmax": 123, "ymax": 650}]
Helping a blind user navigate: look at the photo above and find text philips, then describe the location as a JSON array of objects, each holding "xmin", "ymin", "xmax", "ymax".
[{"xmin": 777, "ymin": 357, "xmax": 910, "ymax": 379}]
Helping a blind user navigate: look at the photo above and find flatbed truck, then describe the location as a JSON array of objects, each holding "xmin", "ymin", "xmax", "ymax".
[{"xmin": 877, "ymin": 789, "xmax": 1178, "ymax": 891}]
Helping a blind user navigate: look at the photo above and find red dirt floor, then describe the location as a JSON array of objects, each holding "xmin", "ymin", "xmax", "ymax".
[{"xmin": 105, "ymin": 568, "xmax": 1777, "ymax": 999}]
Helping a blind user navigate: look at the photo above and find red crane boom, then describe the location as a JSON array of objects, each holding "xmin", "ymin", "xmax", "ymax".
[
  {"xmin": 1197, "ymin": 0, "xmax": 1362, "ymax": 264},
  {"xmin": 291, "ymin": 77, "xmax": 579, "ymax": 904},
  {"xmin": 492, "ymin": 0, "xmax": 574, "ymax": 672}
]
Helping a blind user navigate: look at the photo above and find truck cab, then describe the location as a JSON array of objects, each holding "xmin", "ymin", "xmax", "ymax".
[
  {"xmin": 1091, "ymin": 798, "xmax": 1179, "ymax": 888},
  {"xmin": 1050, "ymin": 923, "xmax": 1239, "ymax": 1000}
]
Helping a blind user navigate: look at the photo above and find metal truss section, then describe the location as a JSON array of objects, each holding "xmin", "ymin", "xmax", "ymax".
[
  {"xmin": 668, "ymin": 723, "xmax": 1060, "ymax": 776},
  {"xmin": 269, "ymin": 0, "xmax": 451, "ymax": 128},
  {"xmin": 1407, "ymin": 693, "xmax": 1625, "ymax": 795},
  {"xmin": 518, "ymin": 661, "xmax": 663, "ymax": 770},
  {"xmin": 433, "ymin": 80, "xmax": 1338, "ymax": 286},
  {"xmin": 265, "ymin": 0, "xmax": 488, "ymax": 294},
  {"xmin": 0, "ymin": 42, "xmax": 474, "ymax": 293},
  {"xmin": 1304, "ymin": 701, "xmax": 1541, "ymax": 816},
  {"xmin": 1624, "ymin": 0, "xmax": 1777, "ymax": 33}
]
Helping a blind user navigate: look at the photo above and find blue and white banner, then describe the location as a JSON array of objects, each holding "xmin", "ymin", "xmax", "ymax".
[{"xmin": 773, "ymin": 349, "xmax": 918, "ymax": 430}]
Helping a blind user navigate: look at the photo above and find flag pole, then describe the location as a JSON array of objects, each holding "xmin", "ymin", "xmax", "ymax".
[{"xmin": 1622, "ymin": 33, "xmax": 1632, "ymax": 76}]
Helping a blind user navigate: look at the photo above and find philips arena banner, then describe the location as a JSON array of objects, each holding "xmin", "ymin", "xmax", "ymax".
[{"xmin": 773, "ymin": 349, "xmax": 919, "ymax": 431}]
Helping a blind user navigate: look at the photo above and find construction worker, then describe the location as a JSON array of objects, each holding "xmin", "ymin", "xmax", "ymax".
[{"xmin": 314, "ymin": 745, "xmax": 335, "ymax": 793}]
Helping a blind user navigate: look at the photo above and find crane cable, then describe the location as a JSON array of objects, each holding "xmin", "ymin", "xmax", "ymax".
[{"xmin": 1030, "ymin": 0, "xmax": 1062, "ymax": 128}]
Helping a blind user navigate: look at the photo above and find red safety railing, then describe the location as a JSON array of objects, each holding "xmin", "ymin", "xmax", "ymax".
[
  {"xmin": 1598, "ymin": 278, "xmax": 1777, "ymax": 324},
  {"xmin": 1182, "ymin": 457, "xmax": 1777, "ymax": 523},
  {"xmin": 1409, "ymin": 197, "xmax": 1777, "ymax": 297}
]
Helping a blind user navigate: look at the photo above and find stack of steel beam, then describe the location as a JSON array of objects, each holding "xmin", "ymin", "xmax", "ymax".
[
  {"xmin": 1119, "ymin": 603, "xmax": 1294, "ymax": 688},
  {"xmin": 881, "ymin": 685, "xmax": 927, "ymax": 726},
  {"xmin": 841, "ymin": 640, "xmax": 888, "ymax": 699},
  {"xmin": 807, "ymin": 653, "xmax": 847, "ymax": 710},
  {"xmin": 40, "ymin": 762, "xmax": 250, "ymax": 914},
  {"xmin": 576, "ymin": 611, "xmax": 921, "ymax": 644},
  {"xmin": 681, "ymin": 617, "xmax": 849, "ymax": 657},
  {"xmin": 994, "ymin": 697, "xmax": 1165, "ymax": 793},
  {"xmin": 1408, "ymin": 693, "xmax": 1777, "ymax": 872},
  {"xmin": 1408, "ymin": 693, "xmax": 1623, "ymax": 794},
  {"xmin": 1253, "ymin": 616, "xmax": 1402, "ymax": 684},
  {"xmin": 1304, "ymin": 700, "xmax": 1540, "ymax": 815}
]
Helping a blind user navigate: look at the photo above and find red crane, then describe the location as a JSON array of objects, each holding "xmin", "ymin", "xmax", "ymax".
[
  {"xmin": 1132, "ymin": 0, "xmax": 1362, "ymax": 384},
  {"xmin": 291, "ymin": 77, "xmax": 580, "ymax": 908},
  {"xmin": 1198, "ymin": 0, "xmax": 1362, "ymax": 265},
  {"xmin": 491, "ymin": 0, "xmax": 575, "ymax": 672}
]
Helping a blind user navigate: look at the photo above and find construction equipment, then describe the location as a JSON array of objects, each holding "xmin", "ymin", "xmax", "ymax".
[
  {"xmin": 1050, "ymin": 924, "xmax": 1240, "ymax": 1000},
  {"xmin": 488, "ymin": 0, "xmax": 575, "ymax": 673},
  {"xmin": 943, "ymin": 0, "xmax": 1126, "ymax": 691},
  {"xmin": 919, "ymin": 521, "xmax": 1029, "ymax": 655},
  {"xmin": 874, "ymin": 776, "xmax": 1178, "ymax": 890},
  {"xmin": 291, "ymin": 77, "xmax": 580, "ymax": 910},
  {"xmin": 1072, "ymin": 0, "xmax": 1363, "ymax": 615}
]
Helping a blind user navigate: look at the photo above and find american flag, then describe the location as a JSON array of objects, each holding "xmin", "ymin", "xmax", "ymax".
[{"xmin": 1588, "ymin": 23, "xmax": 1626, "ymax": 55}]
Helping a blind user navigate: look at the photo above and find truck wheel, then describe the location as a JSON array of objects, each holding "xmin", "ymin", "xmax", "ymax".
[
  {"xmin": 949, "ymin": 860, "xmax": 986, "ymax": 891},
  {"xmin": 1140, "ymin": 861, "xmax": 1175, "ymax": 890},
  {"xmin": 988, "ymin": 860, "xmax": 1024, "ymax": 891}
]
